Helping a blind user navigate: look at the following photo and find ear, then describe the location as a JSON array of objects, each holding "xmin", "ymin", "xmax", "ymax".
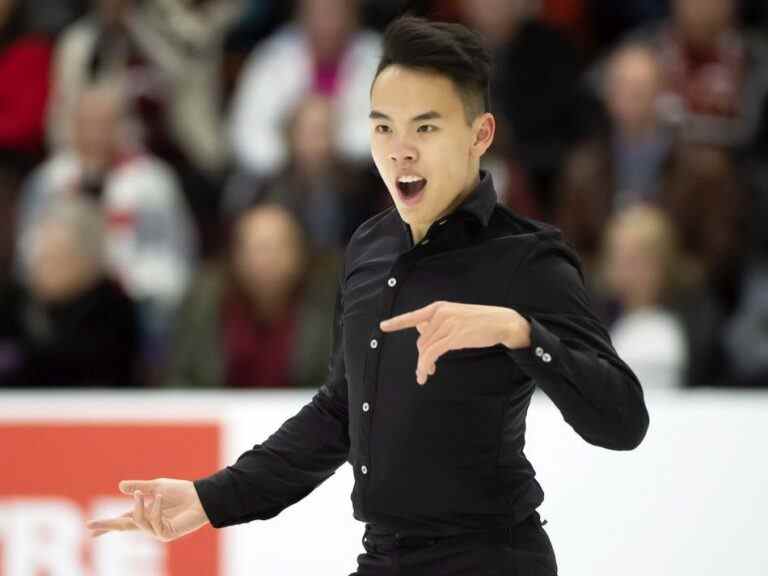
[{"xmin": 471, "ymin": 113, "xmax": 496, "ymax": 157}]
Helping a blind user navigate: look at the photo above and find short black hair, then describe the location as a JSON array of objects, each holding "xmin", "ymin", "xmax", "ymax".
[{"xmin": 372, "ymin": 16, "xmax": 493, "ymax": 123}]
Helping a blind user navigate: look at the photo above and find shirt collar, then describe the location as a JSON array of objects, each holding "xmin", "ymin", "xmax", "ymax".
[
  {"xmin": 398, "ymin": 170, "xmax": 498, "ymax": 240},
  {"xmin": 454, "ymin": 169, "xmax": 497, "ymax": 228}
]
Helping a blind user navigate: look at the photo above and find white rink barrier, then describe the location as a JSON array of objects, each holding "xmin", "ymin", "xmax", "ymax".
[{"xmin": 0, "ymin": 388, "xmax": 766, "ymax": 576}]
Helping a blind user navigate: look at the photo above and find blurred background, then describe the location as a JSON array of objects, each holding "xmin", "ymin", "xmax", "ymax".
[{"xmin": 0, "ymin": 0, "xmax": 767, "ymax": 574}]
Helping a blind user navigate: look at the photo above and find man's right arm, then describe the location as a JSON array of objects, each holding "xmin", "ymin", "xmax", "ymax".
[{"xmin": 193, "ymin": 279, "xmax": 350, "ymax": 528}]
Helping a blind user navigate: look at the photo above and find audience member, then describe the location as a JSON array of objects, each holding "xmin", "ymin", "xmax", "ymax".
[
  {"xmin": 165, "ymin": 203, "xmax": 339, "ymax": 389},
  {"xmin": 259, "ymin": 94, "xmax": 385, "ymax": 249},
  {"xmin": 19, "ymin": 83, "xmax": 196, "ymax": 373},
  {"xmin": 632, "ymin": 0, "xmax": 768, "ymax": 150},
  {"xmin": 600, "ymin": 204, "xmax": 688, "ymax": 388},
  {"xmin": 3, "ymin": 197, "xmax": 139, "ymax": 387},
  {"xmin": 658, "ymin": 143, "xmax": 748, "ymax": 312},
  {"xmin": 555, "ymin": 43, "xmax": 673, "ymax": 270},
  {"xmin": 457, "ymin": 0, "xmax": 584, "ymax": 217},
  {"xmin": 228, "ymin": 0, "xmax": 381, "ymax": 177},
  {"xmin": 126, "ymin": 0, "xmax": 242, "ymax": 175}
]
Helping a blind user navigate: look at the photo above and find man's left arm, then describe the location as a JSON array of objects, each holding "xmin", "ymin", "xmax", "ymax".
[
  {"xmin": 502, "ymin": 235, "xmax": 649, "ymax": 451},
  {"xmin": 380, "ymin": 234, "xmax": 650, "ymax": 452}
]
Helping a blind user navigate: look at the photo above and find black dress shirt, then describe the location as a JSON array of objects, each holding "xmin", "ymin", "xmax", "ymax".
[{"xmin": 194, "ymin": 171, "xmax": 649, "ymax": 537}]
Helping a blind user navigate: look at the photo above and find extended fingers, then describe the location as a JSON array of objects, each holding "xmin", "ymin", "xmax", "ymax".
[
  {"xmin": 380, "ymin": 301, "xmax": 442, "ymax": 332},
  {"xmin": 148, "ymin": 494, "xmax": 166, "ymax": 539},
  {"xmin": 132, "ymin": 491, "xmax": 152, "ymax": 533},
  {"xmin": 86, "ymin": 511, "xmax": 136, "ymax": 536},
  {"xmin": 417, "ymin": 315, "xmax": 453, "ymax": 355},
  {"xmin": 119, "ymin": 480, "xmax": 156, "ymax": 496},
  {"xmin": 416, "ymin": 336, "xmax": 454, "ymax": 385}
]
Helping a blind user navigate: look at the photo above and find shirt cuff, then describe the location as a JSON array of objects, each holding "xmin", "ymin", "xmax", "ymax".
[
  {"xmin": 193, "ymin": 469, "xmax": 240, "ymax": 529},
  {"xmin": 504, "ymin": 315, "xmax": 562, "ymax": 372}
]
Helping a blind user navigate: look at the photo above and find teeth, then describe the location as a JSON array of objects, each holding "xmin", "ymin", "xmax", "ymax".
[{"xmin": 397, "ymin": 175, "xmax": 425, "ymax": 183}]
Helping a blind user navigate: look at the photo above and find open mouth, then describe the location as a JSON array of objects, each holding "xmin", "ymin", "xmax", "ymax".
[{"xmin": 396, "ymin": 176, "xmax": 427, "ymax": 202}]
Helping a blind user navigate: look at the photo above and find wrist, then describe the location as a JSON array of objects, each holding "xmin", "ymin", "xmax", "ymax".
[{"xmin": 500, "ymin": 309, "xmax": 531, "ymax": 350}]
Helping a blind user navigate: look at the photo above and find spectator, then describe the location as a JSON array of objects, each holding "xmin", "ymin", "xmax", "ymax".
[
  {"xmin": 0, "ymin": 0, "xmax": 52, "ymax": 173},
  {"xmin": 258, "ymin": 94, "xmax": 385, "ymax": 250},
  {"xmin": 3, "ymin": 197, "xmax": 139, "ymax": 387},
  {"xmin": 126, "ymin": 0, "xmax": 242, "ymax": 175},
  {"xmin": 658, "ymin": 143, "xmax": 748, "ymax": 312},
  {"xmin": 19, "ymin": 83, "xmax": 196, "ymax": 374},
  {"xmin": 165, "ymin": 203, "xmax": 339, "ymax": 389},
  {"xmin": 456, "ymin": 0, "xmax": 584, "ymax": 217},
  {"xmin": 47, "ymin": 0, "xmax": 149, "ymax": 152},
  {"xmin": 555, "ymin": 43, "xmax": 673, "ymax": 270},
  {"xmin": 632, "ymin": 0, "xmax": 768, "ymax": 149},
  {"xmin": 228, "ymin": 0, "xmax": 381, "ymax": 177},
  {"xmin": 600, "ymin": 204, "xmax": 688, "ymax": 388}
]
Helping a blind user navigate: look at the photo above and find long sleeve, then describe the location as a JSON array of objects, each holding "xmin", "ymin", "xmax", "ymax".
[
  {"xmin": 193, "ymin": 279, "xmax": 350, "ymax": 528},
  {"xmin": 505, "ymin": 233, "xmax": 649, "ymax": 450}
]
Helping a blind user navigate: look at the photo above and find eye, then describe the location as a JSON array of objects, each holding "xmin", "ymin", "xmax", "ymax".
[
  {"xmin": 374, "ymin": 124, "xmax": 391, "ymax": 134},
  {"xmin": 417, "ymin": 124, "xmax": 438, "ymax": 133}
]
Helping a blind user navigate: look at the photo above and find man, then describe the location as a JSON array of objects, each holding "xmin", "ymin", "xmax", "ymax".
[{"xmin": 87, "ymin": 17, "xmax": 649, "ymax": 575}]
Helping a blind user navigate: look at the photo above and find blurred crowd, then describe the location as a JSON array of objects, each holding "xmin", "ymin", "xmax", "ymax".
[{"xmin": 0, "ymin": 0, "xmax": 766, "ymax": 390}]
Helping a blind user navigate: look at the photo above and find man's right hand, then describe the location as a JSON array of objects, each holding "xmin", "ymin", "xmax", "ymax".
[{"xmin": 86, "ymin": 478, "xmax": 211, "ymax": 542}]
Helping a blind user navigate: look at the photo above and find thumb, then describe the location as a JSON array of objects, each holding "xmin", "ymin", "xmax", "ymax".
[{"xmin": 119, "ymin": 479, "xmax": 157, "ymax": 496}]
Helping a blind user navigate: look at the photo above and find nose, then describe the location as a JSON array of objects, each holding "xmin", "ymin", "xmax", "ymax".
[{"xmin": 388, "ymin": 137, "xmax": 419, "ymax": 164}]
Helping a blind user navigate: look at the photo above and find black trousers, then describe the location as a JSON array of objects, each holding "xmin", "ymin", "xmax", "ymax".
[{"xmin": 350, "ymin": 511, "xmax": 558, "ymax": 576}]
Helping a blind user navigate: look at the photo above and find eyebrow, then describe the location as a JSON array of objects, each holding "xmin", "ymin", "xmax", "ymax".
[{"xmin": 369, "ymin": 110, "xmax": 443, "ymax": 122}]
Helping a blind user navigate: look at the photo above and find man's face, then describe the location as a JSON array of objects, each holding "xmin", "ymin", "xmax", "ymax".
[{"xmin": 369, "ymin": 66, "xmax": 493, "ymax": 235}]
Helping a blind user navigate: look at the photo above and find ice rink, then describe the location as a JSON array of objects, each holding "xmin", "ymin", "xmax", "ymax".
[{"xmin": 1, "ymin": 388, "xmax": 766, "ymax": 575}]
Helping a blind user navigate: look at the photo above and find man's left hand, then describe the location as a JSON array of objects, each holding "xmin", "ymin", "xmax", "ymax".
[{"xmin": 379, "ymin": 301, "xmax": 531, "ymax": 385}]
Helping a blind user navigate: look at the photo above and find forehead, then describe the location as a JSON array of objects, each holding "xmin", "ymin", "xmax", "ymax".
[{"xmin": 370, "ymin": 65, "xmax": 465, "ymax": 118}]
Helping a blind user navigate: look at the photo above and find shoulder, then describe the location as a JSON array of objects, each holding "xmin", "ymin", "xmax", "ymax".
[
  {"xmin": 491, "ymin": 205, "xmax": 583, "ymax": 275},
  {"xmin": 491, "ymin": 204, "xmax": 564, "ymax": 244}
]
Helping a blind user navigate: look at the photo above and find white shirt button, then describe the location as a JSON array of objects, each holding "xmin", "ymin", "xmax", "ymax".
[
  {"xmin": 535, "ymin": 346, "xmax": 544, "ymax": 357},
  {"xmin": 542, "ymin": 353, "xmax": 552, "ymax": 363},
  {"xmin": 370, "ymin": 339, "xmax": 378, "ymax": 349},
  {"xmin": 361, "ymin": 465, "xmax": 368, "ymax": 475},
  {"xmin": 387, "ymin": 277, "xmax": 397, "ymax": 287},
  {"xmin": 362, "ymin": 402, "xmax": 370, "ymax": 412}
]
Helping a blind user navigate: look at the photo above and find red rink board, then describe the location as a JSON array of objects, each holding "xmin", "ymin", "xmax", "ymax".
[{"xmin": 0, "ymin": 423, "xmax": 221, "ymax": 575}]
